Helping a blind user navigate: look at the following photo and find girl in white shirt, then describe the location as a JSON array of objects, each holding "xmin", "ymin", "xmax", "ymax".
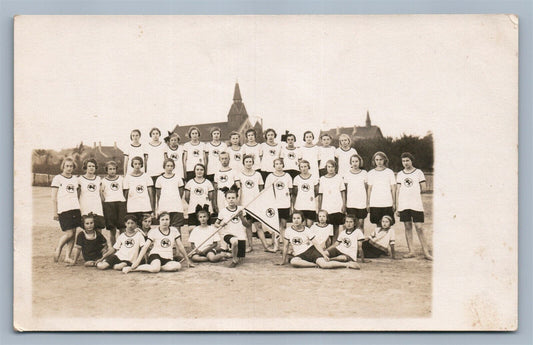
[
  {"xmin": 164, "ymin": 132, "xmax": 185, "ymax": 182},
  {"xmin": 184, "ymin": 163, "xmax": 215, "ymax": 227},
  {"xmin": 367, "ymin": 151, "xmax": 396, "ymax": 226},
  {"xmin": 298, "ymin": 131, "xmax": 319, "ymax": 179},
  {"xmin": 101, "ymin": 161, "xmax": 127, "ymax": 246},
  {"xmin": 155, "ymin": 159, "xmax": 185, "ymax": 230},
  {"xmin": 259, "ymin": 128, "xmax": 281, "ymax": 181},
  {"xmin": 335, "ymin": 133, "xmax": 357, "ymax": 178},
  {"xmin": 145, "ymin": 127, "xmax": 167, "ymax": 184},
  {"xmin": 123, "ymin": 156, "xmax": 155, "ymax": 221},
  {"xmin": 318, "ymin": 160, "xmax": 346, "ymax": 242},
  {"xmin": 242, "ymin": 128, "xmax": 261, "ymax": 171},
  {"xmin": 227, "ymin": 131, "xmax": 244, "ymax": 172},
  {"xmin": 318, "ymin": 133, "xmax": 335, "ymax": 177},
  {"xmin": 343, "ymin": 154, "xmax": 368, "ymax": 231},
  {"xmin": 205, "ymin": 127, "xmax": 227, "ymax": 183},
  {"xmin": 123, "ymin": 129, "xmax": 146, "ymax": 175},
  {"xmin": 292, "ymin": 160, "xmax": 319, "ymax": 227},
  {"xmin": 183, "ymin": 127, "xmax": 205, "ymax": 182},
  {"xmin": 78, "ymin": 158, "xmax": 105, "ymax": 230},
  {"xmin": 280, "ymin": 133, "xmax": 300, "ymax": 178}
]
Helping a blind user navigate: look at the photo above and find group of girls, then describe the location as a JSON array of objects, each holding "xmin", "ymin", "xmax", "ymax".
[{"xmin": 51, "ymin": 126, "xmax": 432, "ymax": 272}]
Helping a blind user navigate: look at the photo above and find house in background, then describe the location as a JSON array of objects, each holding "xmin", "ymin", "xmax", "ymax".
[
  {"xmin": 172, "ymin": 83, "xmax": 264, "ymax": 142},
  {"xmin": 319, "ymin": 111, "xmax": 384, "ymax": 141}
]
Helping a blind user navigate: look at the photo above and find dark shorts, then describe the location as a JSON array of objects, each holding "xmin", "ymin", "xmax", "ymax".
[
  {"xmin": 186, "ymin": 171, "xmax": 195, "ymax": 182},
  {"xmin": 206, "ymin": 174, "xmax": 215, "ymax": 183},
  {"xmin": 245, "ymin": 213, "xmax": 260, "ymax": 224},
  {"xmin": 327, "ymin": 212, "xmax": 345, "ymax": 226},
  {"xmin": 362, "ymin": 240, "xmax": 388, "ymax": 258},
  {"xmin": 297, "ymin": 245, "xmax": 323, "ymax": 263},
  {"xmin": 297, "ymin": 210, "xmax": 317, "ymax": 222},
  {"xmin": 150, "ymin": 175, "xmax": 161, "ymax": 185},
  {"xmin": 103, "ymin": 201, "xmax": 127, "ymax": 230},
  {"xmin": 104, "ymin": 254, "xmax": 132, "ymax": 267},
  {"xmin": 278, "ymin": 208, "xmax": 291, "ymax": 221},
  {"xmin": 399, "ymin": 209, "xmax": 425, "ymax": 223},
  {"xmin": 223, "ymin": 235, "xmax": 246, "ymax": 257},
  {"xmin": 169, "ymin": 212, "xmax": 185, "ymax": 228},
  {"xmin": 58, "ymin": 209, "xmax": 82, "ymax": 231},
  {"xmin": 92, "ymin": 215, "xmax": 106, "ymax": 230},
  {"xmin": 319, "ymin": 168, "xmax": 327, "ymax": 177},
  {"xmin": 327, "ymin": 247, "xmax": 344, "ymax": 258},
  {"xmin": 148, "ymin": 253, "xmax": 173, "ymax": 266},
  {"xmin": 285, "ymin": 169, "xmax": 300, "ymax": 179},
  {"xmin": 346, "ymin": 207, "xmax": 368, "ymax": 220},
  {"xmin": 369, "ymin": 207, "xmax": 395, "ymax": 225}
]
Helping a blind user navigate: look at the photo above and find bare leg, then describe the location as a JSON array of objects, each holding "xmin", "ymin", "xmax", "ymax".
[
  {"xmin": 54, "ymin": 229, "xmax": 75, "ymax": 262},
  {"xmin": 96, "ymin": 261, "xmax": 110, "ymax": 270},
  {"xmin": 357, "ymin": 219, "xmax": 365, "ymax": 232},
  {"xmin": 113, "ymin": 262, "xmax": 129, "ymax": 270},
  {"xmin": 414, "ymin": 222, "xmax": 433, "ymax": 260},
  {"xmin": 403, "ymin": 221, "xmax": 416, "ymax": 258},
  {"xmin": 206, "ymin": 252, "xmax": 225, "ymax": 262},
  {"xmin": 255, "ymin": 223, "xmax": 273, "ymax": 251},
  {"xmin": 192, "ymin": 254, "xmax": 209, "ymax": 262},
  {"xmin": 316, "ymin": 258, "xmax": 359, "ymax": 269},
  {"xmin": 130, "ymin": 260, "xmax": 161, "ymax": 273},
  {"xmin": 332, "ymin": 225, "xmax": 339, "ymax": 243},
  {"xmin": 108, "ymin": 228, "xmax": 117, "ymax": 247},
  {"xmin": 84, "ymin": 261, "xmax": 97, "ymax": 267},
  {"xmin": 245, "ymin": 225, "xmax": 254, "ymax": 252},
  {"xmin": 290, "ymin": 257, "xmax": 317, "ymax": 268},
  {"xmin": 329, "ymin": 255, "xmax": 349, "ymax": 262},
  {"xmin": 161, "ymin": 261, "xmax": 182, "ymax": 272}
]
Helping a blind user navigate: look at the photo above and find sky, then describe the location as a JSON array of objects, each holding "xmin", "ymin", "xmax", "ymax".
[{"xmin": 15, "ymin": 15, "xmax": 510, "ymax": 151}]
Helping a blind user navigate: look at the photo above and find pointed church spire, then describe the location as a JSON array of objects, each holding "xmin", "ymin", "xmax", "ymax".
[
  {"xmin": 233, "ymin": 82, "xmax": 242, "ymax": 102},
  {"xmin": 366, "ymin": 110, "xmax": 371, "ymax": 127}
]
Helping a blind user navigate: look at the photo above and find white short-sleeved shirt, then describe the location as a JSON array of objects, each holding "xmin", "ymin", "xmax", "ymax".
[
  {"xmin": 78, "ymin": 175, "xmax": 103, "ymax": 216},
  {"xmin": 214, "ymin": 168, "xmax": 239, "ymax": 209},
  {"xmin": 217, "ymin": 206, "xmax": 246, "ymax": 240},
  {"xmin": 318, "ymin": 146, "xmax": 336, "ymax": 169},
  {"xmin": 369, "ymin": 227, "xmax": 395, "ymax": 254},
  {"xmin": 298, "ymin": 145, "xmax": 320, "ymax": 178},
  {"xmin": 147, "ymin": 226, "xmax": 181, "ymax": 260},
  {"xmin": 293, "ymin": 174, "xmax": 318, "ymax": 211},
  {"xmin": 205, "ymin": 142, "xmax": 228, "ymax": 175},
  {"xmin": 242, "ymin": 143, "xmax": 261, "ymax": 170},
  {"xmin": 318, "ymin": 175, "xmax": 346, "ymax": 214},
  {"xmin": 145, "ymin": 142, "xmax": 167, "ymax": 177},
  {"xmin": 309, "ymin": 223, "xmax": 333, "ymax": 247},
  {"xmin": 343, "ymin": 170, "xmax": 368, "ymax": 209},
  {"xmin": 188, "ymin": 225, "xmax": 220, "ymax": 252},
  {"xmin": 51, "ymin": 174, "xmax": 80, "ymax": 213},
  {"xmin": 238, "ymin": 171, "xmax": 264, "ymax": 206},
  {"xmin": 367, "ymin": 168, "xmax": 396, "ymax": 207},
  {"xmin": 335, "ymin": 147, "xmax": 357, "ymax": 177},
  {"xmin": 123, "ymin": 173, "xmax": 154, "ymax": 213},
  {"xmin": 265, "ymin": 172, "xmax": 293, "ymax": 209},
  {"xmin": 284, "ymin": 226, "xmax": 315, "ymax": 256},
  {"xmin": 101, "ymin": 176, "xmax": 126, "ymax": 202},
  {"xmin": 114, "ymin": 231, "xmax": 146, "ymax": 262},
  {"xmin": 155, "ymin": 174, "xmax": 184, "ymax": 213},
  {"xmin": 185, "ymin": 178, "xmax": 214, "ymax": 214},
  {"xmin": 396, "ymin": 169, "xmax": 426, "ymax": 212},
  {"xmin": 124, "ymin": 144, "xmax": 145, "ymax": 166},
  {"xmin": 281, "ymin": 146, "xmax": 300, "ymax": 171},
  {"xmin": 183, "ymin": 141, "xmax": 205, "ymax": 172},
  {"xmin": 228, "ymin": 146, "xmax": 244, "ymax": 172},
  {"xmin": 165, "ymin": 146, "xmax": 185, "ymax": 181},
  {"xmin": 336, "ymin": 228, "xmax": 364, "ymax": 261},
  {"xmin": 259, "ymin": 142, "xmax": 281, "ymax": 172}
]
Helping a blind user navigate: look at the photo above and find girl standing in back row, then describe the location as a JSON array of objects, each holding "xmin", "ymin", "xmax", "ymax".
[{"xmin": 367, "ymin": 151, "xmax": 396, "ymax": 226}]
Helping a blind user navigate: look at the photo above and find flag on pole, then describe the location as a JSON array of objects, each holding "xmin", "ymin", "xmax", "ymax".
[{"xmin": 244, "ymin": 184, "xmax": 280, "ymax": 234}]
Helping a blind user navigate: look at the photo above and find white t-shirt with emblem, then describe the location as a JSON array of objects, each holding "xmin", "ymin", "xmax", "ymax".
[
  {"xmin": 298, "ymin": 145, "xmax": 320, "ymax": 178},
  {"xmin": 114, "ymin": 230, "xmax": 146, "ymax": 262},
  {"xmin": 123, "ymin": 173, "xmax": 154, "ymax": 213},
  {"xmin": 369, "ymin": 227, "xmax": 395, "ymax": 254},
  {"xmin": 155, "ymin": 174, "xmax": 184, "ymax": 213},
  {"xmin": 336, "ymin": 228, "xmax": 364, "ymax": 261},
  {"xmin": 124, "ymin": 144, "xmax": 146, "ymax": 166},
  {"xmin": 51, "ymin": 174, "xmax": 80, "ymax": 213},
  {"xmin": 184, "ymin": 178, "xmax": 214, "ymax": 214},
  {"xmin": 228, "ymin": 146, "xmax": 244, "ymax": 172},
  {"xmin": 318, "ymin": 174, "xmax": 346, "ymax": 214},
  {"xmin": 335, "ymin": 147, "xmax": 357, "ymax": 177},
  {"xmin": 205, "ymin": 142, "xmax": 228, "ymax": 175},
  {"xmin": 214, "ymin": 168, "xmax": 239, "ymax": 209},
  {"xmin": 281, "ymin": 146, "xmax": 300, "ymax": 171},
  {"xmin": 318, "ymin": 146, "xmax": 336, "ymax": 169},
  {"xmin": 367, "ymin": 168, "xmax": 396, "ymax": 207},
  {"xmin": 238, "ymin": 171, "xmax": 264, "ymax": 206},
  {"xmin": 165, "ymin": 146, "xmax": 185, "ymax": 181},
  {"xmin": 242, "ymin": 143, "xmax": 261, "ymax": 170},
  {"xmin": 309, "ymin": 223, "xmax": 333, "ymax": 247},
  {"xmin": 145, "ymin": 142, "xmax": 167, "ymax": 177},
  {"xmin": 183, "ymin": 141, "xmax": 205, "ymax": 172},
  {"xmin": 259, "ymin": 142, "xmax": 281, "ymax": 172},
  {"xmin": 78, "ymin": 175, "xmax": 103, "ymax": 216},
  {"xmin": 293, "ymin": 174, "xmax": 318, "ymax": 211},
  {"xmin": 343, "ymin": 170, "xmax": 368, "ymax": 209},
  {"xmin": 284, "ymin": 226, "xmax": 315, "ymax": 256},
  {"xmin": 265, "ymin": 172, "xmax": 293, "ymax": 209},
  {"xmin": 189, "ymin": 225, "xmax": 221, "ymax": 251},
  {"xmin": 147, "ymin": 226, "xmax": 181, "ymax": 260},
  {"xmin": 101, "ymin": 176, "xmax": 126, "ymax": 202},
  {"xmin": 396, "ymin": 169, "xmax": 426, "ymax": 212},
  {"xmin": 217, "ymin": 206, "xmax": 246, "ymax": 240}
]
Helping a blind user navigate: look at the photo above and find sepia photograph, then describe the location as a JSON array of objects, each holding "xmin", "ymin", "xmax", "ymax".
[{"xmin": 13, "ymin": 15, "xmax": 517, "ymax": 331}]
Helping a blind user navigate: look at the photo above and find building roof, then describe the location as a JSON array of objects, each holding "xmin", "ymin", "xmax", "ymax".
[
  {"xmin": 171, "ymin": 121, "xmax": 235, "ymax": 142},
  {"xmin": 319, "ymin": 125, "xmax": 383, "ymax": 140}
]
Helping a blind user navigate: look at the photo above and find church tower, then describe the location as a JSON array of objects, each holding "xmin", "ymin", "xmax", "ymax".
[
  {"xmin": 365, "ymin": 110, "xmax": 372, "ymax": 127},
  {"xmin": 227, "ymin": 83, "xmax": 249, "ymax": 129}
]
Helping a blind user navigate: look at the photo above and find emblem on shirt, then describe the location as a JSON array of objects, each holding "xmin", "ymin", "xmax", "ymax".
[
  {"xmin": 213, "ymin": 150, "xmax": 219, "ymax": 156},
  {"xmin": 269, "ymin": 149, "xmax": 276, "ymax": 156},
  {"xmin": 404, "ymin": 178, "xmax": 413, "ymax": 187},
  {"xmin": 161, "ymin": 238, "xmax": 171, "ymax": 248},
  {"xmin": 170, "ymin": 153, "xmax": 178, "ymax": 160},
  {"xmin": 275, "ymin": 181, "xmax": 285, "ymax": 190},
  {"xmin": 219, "ymin": 175, "xmax": 228, "ymax": 183},
  {"xmin": 266, "ymin": 208, "xmax": 276, "ymax": 218},
  {"xmin": 231, "ymin": 216, "xmax": 240, "ymax": 223},
  {"xmin": 194, "ymin": 187, "xmax": 204, "ymax": 196},
  {"xmin": 193, "ymin": 150, "xmax": 200, "ymax": 157},
  {"xmin": 136, "ymin": 185, "xmax": 144, "ymax": 193},
  {"xmin": 342, "ymin": 238, "xmax": 352, "ymax": 247},
  {"xmin": 245, "ymin": 180, "xmax": 255, "ymax": 189},
  {"xmin": 234, "ymin": 154, "xmax": 241, "ymax": 161},
  {"xmin": 288, "ymin": 152, "xmax": 295, "ymax": 160},
  {"xmin": 125, "ymin": 238, "xmax": 135, "ymax": 248},
  {"xmin": 66, "ymin": 184, "xmax": 75, "ymax": 193},
  {"xmin": 111, "ymin": 182, "xmax": 119, "ymax": 191},
  {"xmin": 301, "ymin": 183, "xmax": 310, "ymax": 192},
  {"xmin": 291, "ymin": 237, "xmax": 303, "ymax": 245},
  {"xmin": 87, "ymin": 183, "xmax": 96, "ymax": 192}
]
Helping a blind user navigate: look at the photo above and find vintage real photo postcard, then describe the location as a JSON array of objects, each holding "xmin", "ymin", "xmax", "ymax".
[{"xmin": 13, "ymin": 15, "xmax": 518, "ymax": 331}]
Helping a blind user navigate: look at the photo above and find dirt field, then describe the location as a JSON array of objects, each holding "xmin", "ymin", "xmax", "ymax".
[{"xmin": 31, "ymin": 186, "xmax": 432, "ymax": 320}]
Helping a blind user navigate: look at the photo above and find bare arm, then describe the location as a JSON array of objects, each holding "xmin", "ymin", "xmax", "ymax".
[
  {"xmin": 148, "ymin": 186, "xmax": 155, "ymax": 213},
  {"xmin": 366, "ymin": 185, "xmax": 372, "ymax": 212},
  {"xmin": 209, "ymin": 190, "xmax": 216, "ymax": 214},
  {"xmin": 100, "ymin": 246, "xmax": 116, "ymax": 261},
  {"xmin": 391, "ymin": 184, "xmax": 397, "ymax": 212},
  {"xmin": 341, "ymin": 190, "xmax": 346, "ymax": 213},
  {"xmin": 182, "ymin": 151, "xmax": 188, "ymax": 175},
  {"xmin": 131, "ymin": 240, "xmax": 151, "ymax": 269},
  {"xmin": 312, "ymin": 238, "xmax": 330, "ymax": 260},
  {"xmin": 51, "ymin": 188, "xmax": 59, "ymax": 220},
  {"xmin": 175, "ymin": 238, "xmax": 193, "ymax": 267},
  {"xmin": 390, "ymin": 243, "xmax": 401, "ymax": 260},
  {"xmin": 278, "ymin": 238, "xmax": 290, "ymax": 265},
  {"xmin": 420, "ymin": 181, "xmax": 427, "ymax": 193}
]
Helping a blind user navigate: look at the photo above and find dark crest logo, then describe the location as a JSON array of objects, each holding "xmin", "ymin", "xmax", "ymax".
[
  {"xmin": 213, "ymin": 150, "xmax": 219, "ymax": 156},
  {"xmin": 291, "ymin": 237, "xmax": 303, "ymax": 245},
  {"xmin": 275, "ymin": 181, "xmax": 285, "ymax": 190},
  {"xmin": 136, "ymin": 185, "xmax": 144, "ymax": 193},
  {"xmin": 404, "ymin": 178, "xmax": 413, "ymax": 187},
  {"xmin": 124, "ymin": 238, "xmax": 135, "ymax": 248},
  {"xmin": 269, "ymin": 149, "xmax": 276, "ymax": 156},
  {"xmin": 235, "ymin": 154, "xmax": 241, "ymax": 161},
  {"xmin": 111, "ymin": 182, "xmax": 119, "ymax": 191},
  {"xmin": 231, "ymin": 216, "xmax": 240, "ymax": 223},
  {"xmin": 170, "ymin": 153, "xmax": 178, "ymax": 160},
  {"xmin": 194, "ymin": 187, "xmax": 204, "ymax": 196},
  {"xmin": 66, "ymin": 184, "xmax": 75, "ymax": 193},
  {"xmin": 266, "ymin": 208, "xmax": 276, "ymax": 218},
  {"xmin": 301, "ymin": 183, "xmax": 311, "ymax": 192},
  {"xmin": 193, "ymin": 150, "xmax": 200, "ymax": 157},
  {"xmin": 161, "ymin": 238, "xmax": 171, "ymax": 248},
  {"xmin": 342, "ymin": 238, "xmax": 352, "ymax": 247},
  {"xmin": 288, "ymin": 152, "xmax": 295, "ymax": 160},
  {"xmin": 219, "ymin": 175, "xmax": 228, "ymax": 183},
  {"xmin": 245, "ymin": 180, "xmax": 255, "ymax": 189},
  {"xmin": 87, "ymin": 183, "xmax": 96, "ymax": 192}
]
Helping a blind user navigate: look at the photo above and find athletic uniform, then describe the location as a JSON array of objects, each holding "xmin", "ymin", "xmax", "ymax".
[
  {"xmin": 343, "ymin": 170, "xmax": 368, "ymax": 219},
  {"xmin": 298, "ymin": 145, "xmax": 320, "ymax": 179},
  {"xmin": 265, "ymin": 172, "xmax": 293, "ymax": 220},
  {"xmin": 280, "ymin": 146, "xmax": 300, "ymax": 178},
  {"xmin": 335, "ymin": 147, "xmax": 357, "ymax": 178},
  {"xmin": 328, "ymin": 228, "xmax": 364, "ymax": 261},
  {"xmin": 367, "ymin": 168, "xmax": 396, "ymax": 224},
  {"xmin": 155, "ymin": 174, "xmax": 185, "ymax": 227},
  {"xmin": 318, "ymin": 174, "xmax": 346, "ymax": 225},
  {"xmin": 362, "ymin": 227, "xmax": 395, "ymax": 258},
  {"xmin": 75, "ymin": 230, "xmax": 107, "ymax": 261},
  {"xmin": 78, "ymin": 175, "xmax": 105, "ymax": 229},
  {"xmin": 183, "ymin": 141, "xmax": 205, "ymax": 180},
  {"xmin": 217, "ymin": 206, "xmax": 247, "ymax": 257},
  {"xmin": 123, "ymin": 143, "xmax": 145, "ymax": 170},
  {"xmin": 51, "ymin": 174, "xmax": 81, "ymax": 231},
  {"xmin": 259, "ymin": 142, "xmax": 281, "ymax": 181},
  {"xmin": 146, "ymin": 226, "xmax": 181, "ymax": 265},
  {"xmin": 284, "ymin": 226, "xmax": 322, "ymax": 262},
  {"xmin": 105, "ymin": 230, "xmax": 146, "ymax": 266},
  {"xmin": 242, "ymin": 143, "xmax": 261, "ymax": 171},
  {"xmin": 165, "ymin": 145, "xmax": 185, "ymax": 181},
  {"xmin": 309, "ymin": 223, "xmax": 333, "ymax": 248},
  {"xmin": 228, "ymin": 146, "xmax": 244, "ymax": 172},
  {"xmin": 205, "ymin": 141, "xmax": 228, "ymax": 181},
  {"xmin": 123, "ymin": 173, "xmax": 154, "ymax": 218},
  {"xmin": 184, "ymin": 178, "xmax": 214, "ymax": 225},
  {"xmin": 239, "ymin": 171, "xmax": 264, "ymax": 206},
  {"xmin": 145, "ymin": 142, "xmax": 167, "ymax": 182},
  {"xmin": 189, "ymin": 225, "xmax": 221, "ymax": 253},
  {"xmin": 318, "ymin": 146, "xmax": 336, "ymax": 176},
  {"xmin": 214, "ymin": 168, "xmax": 239, "ymax": 210},
  {"xmin": 396, "ymin": 169, "xmax": 426, "ymax": 223},
  {"xmin": 293, "ymin": 174, "xmax": 319, "ymax": 221},
  {"xmin": 101, "ymin": 176, "xmax": 127, "ymax": 231}
]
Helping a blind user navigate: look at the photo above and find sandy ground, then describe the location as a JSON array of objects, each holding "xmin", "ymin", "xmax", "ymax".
[{"xmin": 31, "ymin": 187, "xmax": 432, "ymax": 320}]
